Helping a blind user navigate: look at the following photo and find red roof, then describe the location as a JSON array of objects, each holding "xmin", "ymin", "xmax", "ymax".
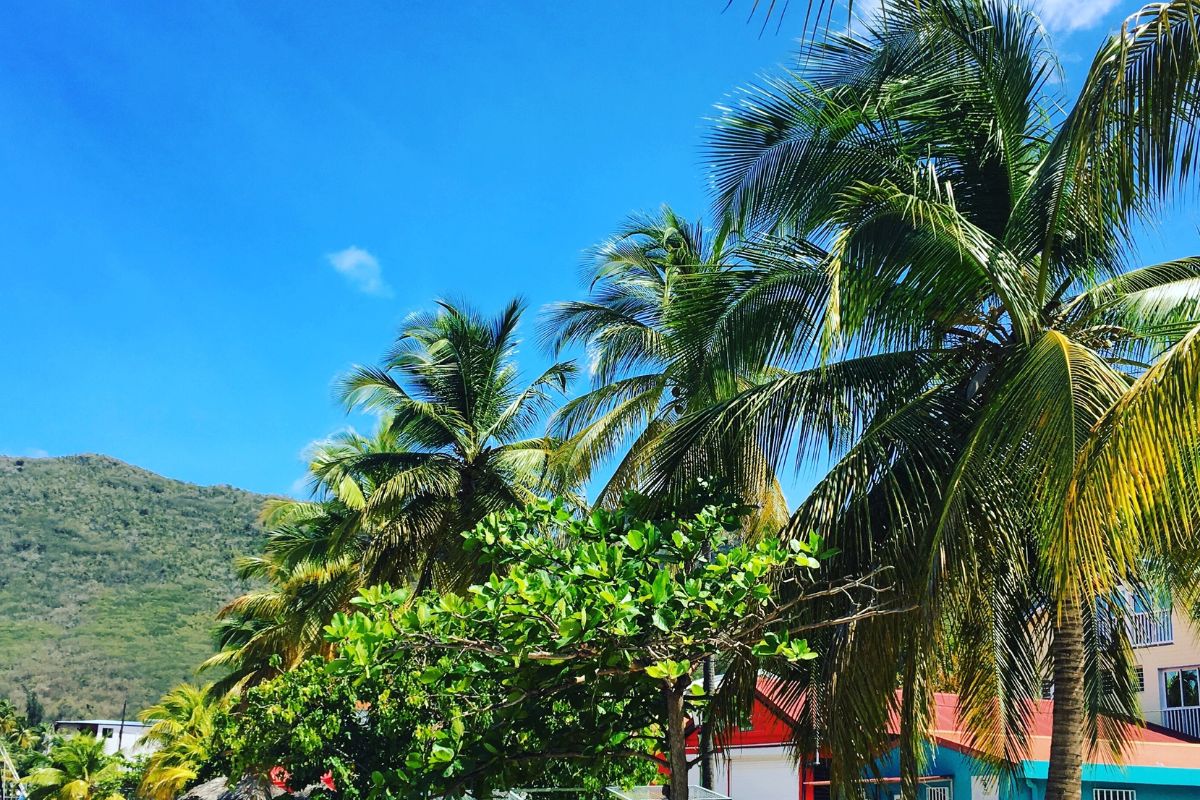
[{"xmin": 742, "ymin": 677, "xmax": 1200, "ymax": 769}]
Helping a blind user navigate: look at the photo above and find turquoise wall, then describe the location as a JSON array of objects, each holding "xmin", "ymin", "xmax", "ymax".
[{"xmin": 867, "ymin": 745, "xmax": 1200, "ymax": 800}]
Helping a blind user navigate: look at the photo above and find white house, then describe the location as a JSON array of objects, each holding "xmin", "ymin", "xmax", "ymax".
[{"xmin": 53, "ymin": 719, "xmax": 156, "ymax": 757}]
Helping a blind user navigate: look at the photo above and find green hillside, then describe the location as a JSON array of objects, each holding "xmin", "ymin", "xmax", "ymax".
[{"xmin": 0, "ymin": 454, "xmax": 267, "ymax": 719}]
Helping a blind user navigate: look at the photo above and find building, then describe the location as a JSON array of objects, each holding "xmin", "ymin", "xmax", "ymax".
[
  {"xmin": 53, "ymin": 719, "xmax": 156, "ymax": 757},
  {"xmin": 687, "ymin": 680, "xmax": 1200, "ymax": 800},
  {"xmin": 1112, "ymin": 591, "xmax": 1200, "ymax": 740}
]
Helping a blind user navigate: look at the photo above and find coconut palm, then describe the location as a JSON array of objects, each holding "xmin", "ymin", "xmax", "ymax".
[
  {"xmin": 206, "ymin": 300, "xmax": 579, "ymax": 691},
  {"xmin": 202, "ymin": 429, "xmax": 393, "ymax": 693},
  {"xmin": 650, "ymin": 2, "xmax": 1200, "ymax": 798},
  {"xmin": 332, "ymin": 298, "xmax": 580, "ymax": 590},
  {"xmin": 542, "ymin": 206, "xmax": 789, "ymax": 529},
  {"xmin": 136, "ymin": 684, "xmax": 221, "ymax": 800},
  {"xmin": 25, "ymin": 736, "xmax": 123, "ymax": 800},
  {"xmin": 202, "ymin": 504, "xmax": 365, "ymax": 693}
]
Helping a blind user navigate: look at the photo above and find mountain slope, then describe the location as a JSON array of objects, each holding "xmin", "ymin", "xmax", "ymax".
[{"xmin": 0, "ymin": 454, "xmax": 267, "ymax": 719}]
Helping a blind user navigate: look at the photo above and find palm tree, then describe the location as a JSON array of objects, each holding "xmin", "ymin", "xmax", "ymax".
[
  {"xmin": 332, "ymin": 298, "xmax": 580, "ymax": 590},
  {"xmin": 542, "ymin": 206, "xmax": 789, "ymax": 529},
  {"xmin": 26, "ymin": 737, "xmax": 123, "ymax": 800},
  {"xmin": 137, "ymin": 684, "xmax": 221, "ymax": 800},
  {"xmin": 650, "ymin": 2, "xmax": 1200, "ymax": 798},
  {"xmin": 202, "ymin": 431, "xmax": 388, "ymax": 693},
  {"xmin": 206, "ymin": 300, "xmax": 579, "ymax": 690},
  {"xmin": 543, "ymin": 207, "xmax": 794, "ymax": 790}
]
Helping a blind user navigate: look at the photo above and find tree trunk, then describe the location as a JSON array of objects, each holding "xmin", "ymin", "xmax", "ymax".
[
  {"xmin": 699, "ymin": 656, "xmax": 716, "ymax": 790},
  {"xmin": 1046, "ymin": 598, "xmax": 1086, "ymax": 800},
  {"xmin": 898, "ymin": 651, "xmax": 922, "ymax": 800},
  {"xmin": 665, "ymin": 682, "xmax": 690, "ymax": 800}
]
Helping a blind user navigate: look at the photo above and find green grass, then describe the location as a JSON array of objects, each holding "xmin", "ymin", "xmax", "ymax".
[{"xmin": 0, "ymin": 454, "xmax": 268, "ymax": 719}]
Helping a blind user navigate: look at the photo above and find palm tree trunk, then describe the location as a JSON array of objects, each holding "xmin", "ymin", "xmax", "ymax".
[
  {"xmin": 665, "ymin": 681, "xmax": 690, "ymax": 800},
  {"xmin": 899, "ymin": 651, "xmax": 922, "ymax": 800},
  {"xmin": 699, "ymin": 656, "xmax": 716, "ymax": 790},
  {"xmin": 1045, "ymin": 598, "xmax": 1086, "ymax": 800}
]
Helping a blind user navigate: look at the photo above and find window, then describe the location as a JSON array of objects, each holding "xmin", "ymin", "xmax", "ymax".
[
  {"xmin": 1163, "ymin": 667, "xmax": 1200, "ymax": 708},
  {"xmin": 1102, "ymin": 667, "xmax": 1145, "ymax": 695},
  {"xmin": 926, "ymin": 785, "xmax": 950, "ymax": 800},
  {"xmin": 1094, "ymin": 789, "xmax": 1135, "ymax": 800},
  {"xmin": 100, "ymin": 727, "xmax": 113, "ymax": 739}
]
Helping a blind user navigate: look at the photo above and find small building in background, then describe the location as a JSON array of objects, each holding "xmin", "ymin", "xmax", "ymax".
[{"xmin": 53, "ymin": 719, "xmax": 156, "ymax": 757}]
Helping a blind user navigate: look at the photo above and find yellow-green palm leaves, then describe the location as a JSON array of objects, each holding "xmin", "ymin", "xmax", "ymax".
[
  {"xmin": 26, "ymin": 737, "xmax": 123, "ymax": 800},
  {"xmin": 654, "ymin": 1, "xmax": 1200, "ymax": 797},
  {"xmin": 136, "ymin": 684, "xmax": 221, "ymax": 800}
]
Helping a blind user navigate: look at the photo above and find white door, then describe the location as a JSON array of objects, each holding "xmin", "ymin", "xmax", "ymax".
[{"xmin": 728, "ymin": 751, "xmax": 796, "ymax": 800}]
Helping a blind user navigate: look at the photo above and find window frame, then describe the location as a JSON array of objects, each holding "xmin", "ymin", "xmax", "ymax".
[{"xmin": 1161, "ymin": 666, "xmax": 1200, "ymax": 709}]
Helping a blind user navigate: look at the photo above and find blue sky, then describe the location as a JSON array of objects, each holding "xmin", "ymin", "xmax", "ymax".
[{"xmin": 0, "ymin": 1, "xmax": 1190, "ymax": 497}]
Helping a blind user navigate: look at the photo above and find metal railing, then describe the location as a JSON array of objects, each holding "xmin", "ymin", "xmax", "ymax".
[
  {"xmin": 1128, "ymin": 609, "xmax": 1174, "ymax": 647},
  {"xmin": 1162, "ymin": 707, "xmax": 1200, "ymax": 739}
]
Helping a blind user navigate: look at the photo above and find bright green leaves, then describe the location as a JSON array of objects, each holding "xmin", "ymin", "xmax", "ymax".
[
  {"xmin": 649, "ymin": 569, "xmax": 671, "ymax": 605},
  {"xmin": 314, "ymin": 494, "xmax": 829, "ymax": 800},
  {"xmin": 751, "ymin": 631, "xmax": 818, "ymax": 661},
  {"xmin": 625, "ymin": 527, "xmax": 646, "ymax": 551},
  {"xmin": 644, "ymin": 659, "xmax": 691, "ymax": 680}
]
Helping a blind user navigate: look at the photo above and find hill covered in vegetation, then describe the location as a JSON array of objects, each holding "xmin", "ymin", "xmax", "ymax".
[{"xmin": 0, "ymin": 454, "xmax": 267, "ymax": 719}]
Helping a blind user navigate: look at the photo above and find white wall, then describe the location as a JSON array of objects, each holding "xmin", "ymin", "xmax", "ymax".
[
  {"xmin": 688, "ymin": 746, "xmax": 797, "ymax": 800},
  {"xmin": 54, "ymin": 722, "xmax": 156, "ymax": 757}
]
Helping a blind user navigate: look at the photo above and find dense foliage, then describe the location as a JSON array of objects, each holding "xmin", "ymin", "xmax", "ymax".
[
  {"xmin": 641, "ymin": 2, "xmax": 1200, "ymax": 797},
  {"xmin": 1, "ymin": 697, "xmax": 52, "ymax": 779},
  {"xmin": 10, "ymin": 5, "xmax": 1200, "ymax": 800},
  {"xmin": 0, "ymin": 455, "xmax": 266, "ymax": 717},
  {"xmin": 323, "ymin": 494, "xmax": 853, "ymax": 800},
  {"xmin": 216, "ymin": 650, "xmax": 657, "ymax": 800}
]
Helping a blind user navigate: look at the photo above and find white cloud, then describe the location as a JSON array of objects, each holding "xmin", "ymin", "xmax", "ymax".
[
  {"xmin": 288, "ymin": 473, "xmax": 314, "ymax": 498},
  {"xmin": 1033, "ymin": 0, "xmax": 1121, "ymax": 32},
  {"xmin": 326, "ymin": 246, "xmax": 392, "ymax": 297}
]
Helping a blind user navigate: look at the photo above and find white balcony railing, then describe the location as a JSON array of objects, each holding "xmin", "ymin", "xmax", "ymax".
[
  {"xmin": 1128, "ymin": 609, "xmax": 1173, "ymax": 647},
  {"xmin": 1162, "ymin": 707, "xmax": 1200, "ymax": 739}
]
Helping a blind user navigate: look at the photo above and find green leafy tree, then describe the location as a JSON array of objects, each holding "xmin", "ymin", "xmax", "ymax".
[
  {"xmin": 215, "ymin": 652, "xmax": 657, "ymax": 800},
  {"xmin": 328, "ymin": 494, "xmax": 881, "ymax": 800},
  {"xmin": 23, "ymin": 688, "xmax": 44, "ymax": 728},
  {"xmin": 136, "ymin": 684, "xmax": 222, "ymax": 800},
  {"xmin": 26, "ymin": 736, "xmax": 124, "ymax": 800},
  {"xmin": 1, "ymin": 698, "xmax": 50, "ymax": 780},
  {"xmin": 651, "ymin": 1, "xmax": 1200, "ymax": 798}
]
